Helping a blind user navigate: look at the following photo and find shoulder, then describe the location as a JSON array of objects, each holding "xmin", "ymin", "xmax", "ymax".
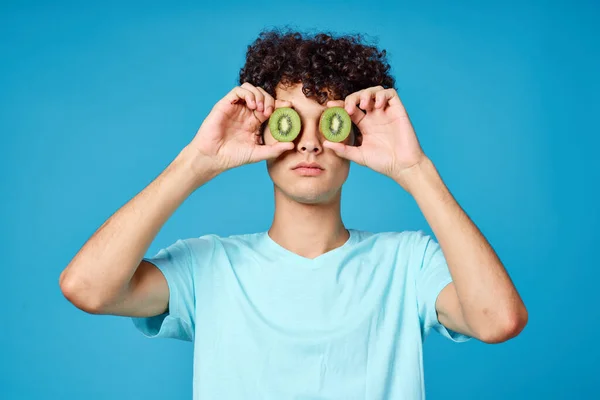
[
  {"xmin": 350, "ymin": 229, "xmax": 438, "ymax": 266},
  {"xmin": 351, "ymin": 228, "xmax": 432, "ymax": 248},
  {"xmin": 181, "ymin": 232, "xmax": 264, "ymax": 254}
]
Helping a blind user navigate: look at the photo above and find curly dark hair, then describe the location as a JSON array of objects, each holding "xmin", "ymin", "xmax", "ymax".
[{"xmin": 238, "ymin": 27, "xmax": 396, "ymax": 143}]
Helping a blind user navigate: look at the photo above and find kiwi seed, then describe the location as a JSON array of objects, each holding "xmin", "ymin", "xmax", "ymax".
[
  {"xmin": 268, "ymin": 107, "xmax": 301, "ymax": 142},
  {"xmin": 320, "ymin": 106, "xmax": 351, "ymax": 142}
]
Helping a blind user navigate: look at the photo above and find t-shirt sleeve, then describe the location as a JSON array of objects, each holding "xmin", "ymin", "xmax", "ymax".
[
  {"xmin": 413, "ymin": 231, "xmax": 471, "ymax": 342},
  {"xmin": 131, "ymin": 239, "xmax": 196, "ymax": 342}
]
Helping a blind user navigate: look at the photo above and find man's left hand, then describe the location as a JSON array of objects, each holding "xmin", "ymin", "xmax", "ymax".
[{"xmin": 323, "ymin": 86, "xmax": 428, "ymax": 190}]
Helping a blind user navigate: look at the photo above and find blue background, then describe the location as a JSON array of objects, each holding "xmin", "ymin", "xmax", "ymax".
[{"xmin": 1, "ymin": 0, "xmax": 598, "ymax": 398}]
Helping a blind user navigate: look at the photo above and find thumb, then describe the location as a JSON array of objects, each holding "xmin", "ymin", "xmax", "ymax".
[
  {"xmin": 323, "ymin": 141, "xmax": 364, "ymax": 165},
  {"xmin": 249, "ymin": 142, "xmax": 295, "ymax": 163}
]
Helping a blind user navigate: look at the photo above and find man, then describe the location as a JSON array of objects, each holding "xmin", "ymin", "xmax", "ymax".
[{"xmin": 59, "ymin": 29, "xmax": 527, "ymax": 399}]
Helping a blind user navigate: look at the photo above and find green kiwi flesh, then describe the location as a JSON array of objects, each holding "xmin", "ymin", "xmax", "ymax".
[
  {"xmin": 320, "ymin": 106, "xmax": 351, "ymax": 142},
  {"xmin": 268, "ymin": 107, "xmax": 301, "ymax": 142}
]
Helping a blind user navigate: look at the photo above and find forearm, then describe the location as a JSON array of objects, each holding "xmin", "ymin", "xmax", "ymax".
[
  {"xmin": 59, "ymin": 145, "xmax": 217, "ymax": 308},
  {"xmin": 397, "ymin": 157, "xmax": 527, "ymax": 336}
]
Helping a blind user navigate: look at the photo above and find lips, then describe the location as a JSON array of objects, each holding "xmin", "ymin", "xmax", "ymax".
[
  {"xmin": 292, "ymin": 161, "xmax": 324, "ymax": 176},
  {"xmin": 292, "ymin": 162, "xmax": 323, "ymax": 170}
]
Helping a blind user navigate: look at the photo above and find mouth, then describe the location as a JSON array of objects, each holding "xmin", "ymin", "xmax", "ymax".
[{"xmin": 292, "ymin": 162, "xmax": 324, "ymax": 176}]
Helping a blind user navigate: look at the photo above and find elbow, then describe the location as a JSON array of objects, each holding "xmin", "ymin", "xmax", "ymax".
[
  {"xmin": 59, "ymin": 270, "xmax": 109, "ymax": 315},
  {"xmin": 476, "ymin": 304, "xmax": 528, "ymax": 344}
]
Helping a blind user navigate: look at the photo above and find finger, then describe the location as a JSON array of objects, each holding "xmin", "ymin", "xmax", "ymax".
[
  {"xmin": 323, "ymin": 141, "xmax": 364, "ymax": 165},
  {"xmin": 256, "ymin": 87, "xmax": 275, "ymax": 117},
  {"xmin": 359, "ymin": 86, "xmax": 384, "ymax": 111},
  {"xmin": 376, "ymin": 88, "xmax": 404, "ymax": 110},
  {"xmin": 342, "ymin": 95, "xmax": 366, "ymax": 126},
  {"xmin": 224, "ymin": 86, "xmax": 257, "ymax": 110},
  {"xmin": 241, "ymin": 82, "xmax": 266, "ymax": 113},
  {"xmin": 344, "ymin": 90, "xmax": 363, "ymax": 115},
  {"xmin": 249, "ymin": 141, "xmax": 295, "ymax": 163},
  {"xmin": 374, "ymin": 89, "xmax": 387, "ymax": 109},
  {"xmin": 359, "ymin": 90, "xmax": 376, "ymax": 112}
]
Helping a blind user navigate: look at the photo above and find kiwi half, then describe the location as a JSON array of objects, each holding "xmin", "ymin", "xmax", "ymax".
[
  {"xmin": 320, "ymin": 106, "xmax": 351, "ymax": 142},
  {"xmin": 268, "ymin": 107, "xmax": 301, "ymax": 142}
]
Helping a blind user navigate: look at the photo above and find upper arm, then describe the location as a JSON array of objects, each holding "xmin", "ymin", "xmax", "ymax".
[
  {"xmin": 435, "ymin": 282, "xmax": 476, "ymax": 338},
  {"xmin": 130, "ymin": 239, "xmax": 198, "ymax": 341},
  {"xmin": 104, "ymin": 260, "xmax": 170, "ymax": 318},
  {"xmin": 412, "ymin": 231, "xmax": 472, "ymax": 342}
]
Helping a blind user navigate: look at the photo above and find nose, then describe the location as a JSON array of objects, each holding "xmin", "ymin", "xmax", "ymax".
[{"xmin": 296, "ymin": 124, "xmax": 322, "ymax": 155}]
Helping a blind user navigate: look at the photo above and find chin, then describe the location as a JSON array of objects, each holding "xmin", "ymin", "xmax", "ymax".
[
  {"xmin": 267, "ymin": 161, "xmax": 350, "ymax": 205},
  {"xmin": 274, "ymin": 180, "xmax": 341, "ymax": 205}
]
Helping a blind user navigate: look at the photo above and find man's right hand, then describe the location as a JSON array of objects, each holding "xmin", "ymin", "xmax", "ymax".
[
  {"xmin": 60, "ymin": 83, "xmax": 295, "ymax": 318},
  {"xmin": 187, "ymin": 82, "xmax": 296, "ymax": 174}
]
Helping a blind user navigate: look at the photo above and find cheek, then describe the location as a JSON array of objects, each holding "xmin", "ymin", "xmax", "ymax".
[
  {"xmin": 266, "ymin": 149, "xmax": 292, "ymax": 175},
  {"xmin": 326, "ymin": 157, "xmax": 351, "ymax": 182},
  {"xmin": 336, "ymin": 160, "xmax": 351, "ymax": 178}
]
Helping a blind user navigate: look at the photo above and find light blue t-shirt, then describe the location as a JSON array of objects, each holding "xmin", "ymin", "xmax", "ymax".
[{"xmin": 132, "ymin": 229, "xmax": 470, "ymax": 399}]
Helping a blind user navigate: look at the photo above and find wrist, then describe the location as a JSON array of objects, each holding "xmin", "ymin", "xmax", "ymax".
[
  {"xmin": 172, "ymin": 145, "xmax": 222, "ymax": 191},
  {"xmin": 393, "ymin": 156, "xmax": 444, "ymax": 198}
]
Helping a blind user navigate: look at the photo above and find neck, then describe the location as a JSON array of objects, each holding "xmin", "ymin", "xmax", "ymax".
[{"xmin": 268, "ymin": 188, "xmax": 349, "ymax": 259}]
